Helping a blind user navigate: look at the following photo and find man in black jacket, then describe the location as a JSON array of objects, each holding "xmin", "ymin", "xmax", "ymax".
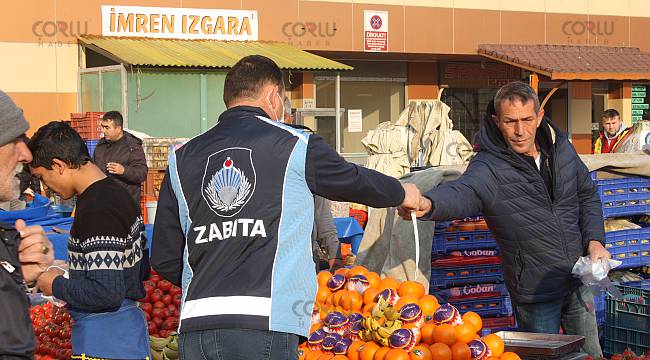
[
  {"xmin": 92, "ymin": 111, "xmax": 148, "ymax": 207},
  {"xmin": 401, "ymin": 82, "xmax": 609, "ymax": 357},
  {"xmin": 151, "ymin": 55, "xmax": 421, "ymax": 359},
  {"xmin": 0, "ymin": 90, "xmax": 54, "ymax": 359}
]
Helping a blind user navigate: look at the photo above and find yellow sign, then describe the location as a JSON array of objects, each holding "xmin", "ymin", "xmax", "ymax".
[{"xmin": 101, "ymin": 5, "xmax": 258, "ymax": 41}]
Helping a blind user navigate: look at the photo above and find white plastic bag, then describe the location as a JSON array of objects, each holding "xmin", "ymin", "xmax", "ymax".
[{"xmin": 572, "ymin": 256, "xmax": 623, "ymax": 299}]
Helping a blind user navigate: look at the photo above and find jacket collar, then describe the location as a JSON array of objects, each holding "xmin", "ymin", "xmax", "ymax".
[{"xmin": 222, "ymin": 105, "xmax": 273, "ymax": 120}]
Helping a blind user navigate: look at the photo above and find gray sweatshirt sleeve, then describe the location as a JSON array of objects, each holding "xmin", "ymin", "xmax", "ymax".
[{"xmin": 314, "ymin": 196, "xmax": 340, "ymax": 259}]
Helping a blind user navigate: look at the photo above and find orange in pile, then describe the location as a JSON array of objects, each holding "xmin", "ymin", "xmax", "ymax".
[{"xmin": 300, "ymin": 266, "xmax": 520, "ymax": 360}]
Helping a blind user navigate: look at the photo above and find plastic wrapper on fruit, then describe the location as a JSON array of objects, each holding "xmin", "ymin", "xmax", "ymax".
[{"xmin": 571, "ymin": 256, "xmax": 623, "ymax": 299}]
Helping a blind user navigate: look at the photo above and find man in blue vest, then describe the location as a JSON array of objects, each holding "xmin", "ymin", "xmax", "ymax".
[{"xmin": 151, "ymin": 55, "xmax": 421, "ymax": 359}]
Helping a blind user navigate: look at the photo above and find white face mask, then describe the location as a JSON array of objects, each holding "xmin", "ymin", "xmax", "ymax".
[
  {"xmin": 267, "ymin": 90, "xmax": 285, "ymax": 122},
  {"xmin": 277, "ymin": 93, "xmax": 285, "ymax": 122}
]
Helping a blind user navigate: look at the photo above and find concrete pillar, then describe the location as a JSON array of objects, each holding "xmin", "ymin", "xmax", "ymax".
[
  {"xmin": 290, "ymin": 72, "xmax": 317, "ymax": 129},
  {"xmin": 607, "ymin": 81, "xmax": 632, "ymax": 127},
  {"xmin": 407, "ymin": 62, "xmax": 439, "ymax": 101},
  {"xmin": 568, "ymin": 82, "xmax": 593, "ymax": 154}
]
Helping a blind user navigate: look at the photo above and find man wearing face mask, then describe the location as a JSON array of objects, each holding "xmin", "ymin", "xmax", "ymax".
[{"xmin": 151, "ymin": 55, "xmax": 422, "ymax": 359}]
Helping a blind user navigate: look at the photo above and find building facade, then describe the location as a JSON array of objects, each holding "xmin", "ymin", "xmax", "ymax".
[{"xmin": 3, "ymin": 0, "xmax": 650, "ymax": 155}]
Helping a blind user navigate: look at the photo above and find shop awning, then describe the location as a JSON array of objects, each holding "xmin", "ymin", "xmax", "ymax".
[
  {"xmin": 79, "ymin": 35, "xmax": 352, "ymax": 71},
  {"xmin": 478, "ymin": 44, "xmax": 650, "ymax": 80}
]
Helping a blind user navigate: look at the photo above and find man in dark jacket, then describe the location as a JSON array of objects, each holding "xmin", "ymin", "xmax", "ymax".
[
  {"xmin": 400, "ymin": 82, "xmax": 610, "ymax": 357},
  {"xmin": 92, "ymin": 111, "xmax": 148, "ymax": 207},
  {"xmin": 0, "ymin": 90, "xmax": 54, "ymax": 359}
]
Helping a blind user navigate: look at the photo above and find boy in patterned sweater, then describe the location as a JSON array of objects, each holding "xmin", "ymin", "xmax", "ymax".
[{"xmin": 28, "ymin": 121, "xmax": 151, "ymax": 359}]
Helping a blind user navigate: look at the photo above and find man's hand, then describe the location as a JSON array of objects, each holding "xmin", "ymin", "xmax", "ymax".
[
  {"xmin": 16, "ymin": 220, "xmax": 54, "ymax": 283},
  {"xmin": 588, "ymin": 240, "xmax": 611, "ymax": 262},
  {"xmin": 397, "ymin": 195, "xmax": 433, "ymax": 220},
  {"xmin": 36, "ymin": 267, "xmax": 65, "ymax": 296},
  {"xmin": 400, "ymin": 183, "xmax": 422, "ymax": 212},
  {"xmin": 107, "ymin": 162, "xmax": 125, "ymax": 175},
  {"xmin": 329, "ymin": 258, "xmax": 343, "ymax": 272}
]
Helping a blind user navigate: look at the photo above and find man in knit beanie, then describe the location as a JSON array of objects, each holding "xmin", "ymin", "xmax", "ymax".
[{"xmin": 0, "ymin": 90, "xmax": 54, "ymax": 358}]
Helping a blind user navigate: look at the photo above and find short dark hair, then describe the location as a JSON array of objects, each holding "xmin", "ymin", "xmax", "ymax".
[
  {"xmin": 28, "ymin": 121, "xmax": 90, "ymax": 170},
  {"xmin": 494, "ymin": 81, "xmax": 540, "ymax": 115},
  {"xmin": 223, "ymin": 55, "xmax": 284, "ymax": 107},
  {"xmin": 102, "ymin": 111, "xmax": 123, "ymax": 127},
  {"xmin": 602, "ymin": 109, "xmax": 620, "ymax": 120}
]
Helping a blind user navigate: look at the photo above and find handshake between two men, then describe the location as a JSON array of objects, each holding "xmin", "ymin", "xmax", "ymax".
[{"xmin": 397, "ymin": 183, "xmax": 433, "ymax": 220}]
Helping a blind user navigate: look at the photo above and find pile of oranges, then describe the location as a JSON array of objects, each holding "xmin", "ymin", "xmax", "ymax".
[{"xmin": 299, "ymin": 266, "xmax": 521, "ymax": 360}]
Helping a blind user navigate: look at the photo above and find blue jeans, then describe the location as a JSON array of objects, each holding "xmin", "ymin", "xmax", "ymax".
[
  {"xmin": 179, "ymin": 328, "xmax": 299, "ymax": 360},
  {"xmin": 513, "ymin": 285, "xmax": 602, "ymax": 357}
]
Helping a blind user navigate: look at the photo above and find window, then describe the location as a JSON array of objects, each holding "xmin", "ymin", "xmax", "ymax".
[
  {"xmin": 315, "ymin": 79, "xmax": 405, "ymax": 153},
  {"xmin": 440, "ymin": 88, "xmax": 497, "ymax": 144}
]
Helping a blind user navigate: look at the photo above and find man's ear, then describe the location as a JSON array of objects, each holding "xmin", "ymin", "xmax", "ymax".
[
  {"xmin": 536, "ymin": 109, "xmax": 545, "ymax": 128},
  {"xmin": 491, "ymin": 114, "xmax": 499, "ymax": 125},
  {"xmin": 51, "ymin": 158, "xmax": 68, "ymax": 174}
]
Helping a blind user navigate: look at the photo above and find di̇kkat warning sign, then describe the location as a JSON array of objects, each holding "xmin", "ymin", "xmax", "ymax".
[{"xmin": 364, "ymin": 10, "xmax": 387, "ymax": 52}]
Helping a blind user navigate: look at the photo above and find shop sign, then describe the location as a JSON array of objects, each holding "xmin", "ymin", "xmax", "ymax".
[
  {"xmin": 101, "ymin": 5, "xmax": 258, "ymax": 41},
  {"xmin": 632, "ymin": 84, "xmax": 649, "ymax": 124},
  {"xmin": 364, "ymin": 10, "xmax": 387, "ymax": 52}
]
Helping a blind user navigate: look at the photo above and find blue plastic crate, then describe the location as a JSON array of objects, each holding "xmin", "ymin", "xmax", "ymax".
[
  {"xmin": 606, "ymin": 227, "xmax": 650, "ymax": 268},
  {"xmin": 593, "ymin": 176, "xmax": 650, "ymax": 218},
  {"xmin": 480, "ymin": 315, "xmax": 517, "ymax": 336},
  {"xmin": 85, "ymin": 140, "xmax": 99, "ymax": 157},
  {"xmin": 450, "ymin": 295, "xmax": 513, "ymax": 317},
  {"xmin": 435, "ymin": 282, "xmax": 509, "ymax": 302},
  {"xmin": 594, "ymin": 290, "xmax": 605, "ymax": 326},
  {"xmin": 430, "ymin": 262, "xmax": 504, "ymax": 288},
  {"xmin": 604, "ymin": 282, "xmax": 650, "ymax": 355},
  {"xmin": 432, "ymin": 230, "xmax": 498, "ymax": 253}
]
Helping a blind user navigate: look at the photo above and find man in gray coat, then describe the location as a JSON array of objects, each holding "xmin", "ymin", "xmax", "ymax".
[{"xmin": 400, "ymin": 82, "xmax": 610, "ymax": 357}]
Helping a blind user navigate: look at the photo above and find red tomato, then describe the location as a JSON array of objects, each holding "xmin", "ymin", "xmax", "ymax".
[
  {"xmin": 173, "ymin": 294, "xmax": 182, "ymax": 307},
  {"xmin": 169, "ymin": 286, "xmax": 182, "ymax": 297},
  {"xmin": 152, "ymin": 317, "xmax": 163, "ymax": 327},
  {"xmin": 150, "ymin": 290, "xmax": 163, "ymax": 303},
  {"xmin": 148, "ymin": 321, "xmax": 158, "ymax": 335},
  {"xmin": 140, "ymin": 302, "xmax": 153, "ymax": 314},
  {"xmin": 153, "ymin": 301, "xmax": 165, "ymax": 309},
  {"xmin": 162, "ymin": 294, "xmax": 173, "ymax": 306},
  {"xmin": 138, "ymin": 293, "xmax": 150, "ymax": 304},
  {"xmin": 152, "ymin": 308, "xmax": 165, "ymax": 319},
  {"xmin": 158, "ymin": 280, "xmax": 172, "ymax": 292}
]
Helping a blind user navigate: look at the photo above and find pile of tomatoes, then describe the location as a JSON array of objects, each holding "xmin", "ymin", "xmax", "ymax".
[
  {"xmin": 138, "ymin": 269, "xmax": 182, "ymax": 338},
  {"xmin": 31, "ymin": 302, "xmax": 72, "ymax": 360}
]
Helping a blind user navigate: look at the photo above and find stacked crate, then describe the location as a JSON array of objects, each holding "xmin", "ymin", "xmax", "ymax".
[
  {"xmin": 142, "ymin": 138, "xmax": 189, "ymax": 170},
  {"xmin": 603, "ymin": 280, "xmax": 650, "ymax": 355},
  {"xmin": 140, "ymin": 138, "xmax": 187, "ymax": 222},
  {"xmin": 592, "ymin": 173, "xmax": 650, "ymax": 354},
  {"xmin": 85, "ymin": 140, "xmax": 99, "ymax": 157},
  {"xmin": 70, "ymin": 112, "xmax": 104, "ymax": 140},
  {"xmin": 430, "ymin": 217, "xmax": 515, "ymax": 334}
]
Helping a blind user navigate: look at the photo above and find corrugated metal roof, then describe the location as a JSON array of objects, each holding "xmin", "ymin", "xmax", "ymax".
[
  {"xmin": 478, "ymin": 44, "xmax": 650, "ymax": 80},
  {"xmin": 79, "ymin": 35, "xmax": 352, "ymax": 71}
]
